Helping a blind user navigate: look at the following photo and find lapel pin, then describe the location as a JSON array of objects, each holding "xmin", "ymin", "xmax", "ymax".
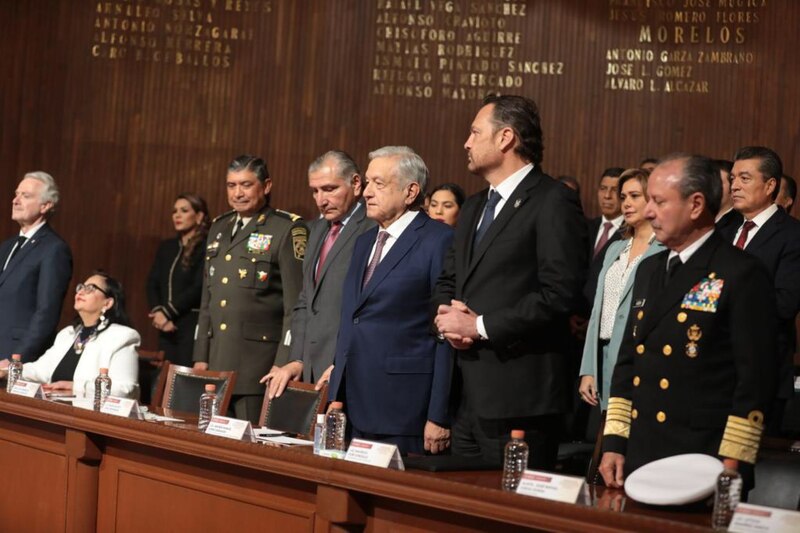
[{"xmin": 514, "ymin": 199, "xmax": 522, "ymax": 208}]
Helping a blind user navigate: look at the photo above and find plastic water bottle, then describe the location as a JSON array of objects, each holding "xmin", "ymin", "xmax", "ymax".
[
  {"xmin": 93, "ymin": 368, "xmax": 112, "ymax": 411},
  {"xmin": 502, "ymin": 429, "xmax": 529, "ymax": 491},
  {"xmin": 313, "ymin": 413, "xmax": 326, "ymax": 454},
  {"xmin": 712, "ymin": 468, "xmax": 743, "ymax": 530},
  {"xmin": 198, "ymin": 384, "xmax": 219, "ymax": 431},
  {"xmin": 6, "ymin": 354, "xmax": 23, "ymax": 392},
  {"xmin": 325, "ymin": 401, "xmax": 347, "ymax": 452}
]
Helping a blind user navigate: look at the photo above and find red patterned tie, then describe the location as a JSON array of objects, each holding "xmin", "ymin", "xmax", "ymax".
[
  {"xmin": 593, "ymin": 222, "xmax": 614, "ymax": 258},
  {"xmin": 734, "ymin": 220, "xmax": 756, "ymax": 249},
  {"xmin": 363, "ymin": 231, "xmax": 389, "ymax": 288},
  {"xmin": 315, "ymin": 221, "xmax": 342, "ymax": 283}
]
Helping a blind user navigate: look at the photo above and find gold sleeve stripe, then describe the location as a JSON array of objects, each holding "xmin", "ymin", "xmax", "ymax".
[
  {"xmin": 719, "ymin": 415, "xmax": 763, "ymax": 464},
  {"xmin": 604, "ymin": 420, "xmax": 630, "ymax": 439},
  {"xmin": 604, "ymin": 397, "xmax": 633, "ymax": 439},
  {"xmin": 608, "ymin": 397, "xmax": 633, "ymax": 410}
]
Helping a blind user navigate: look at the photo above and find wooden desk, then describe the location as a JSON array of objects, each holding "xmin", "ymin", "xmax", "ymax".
[{"xmin": 0, "ymin": 392, "xmax": 713, "ymax": 532}]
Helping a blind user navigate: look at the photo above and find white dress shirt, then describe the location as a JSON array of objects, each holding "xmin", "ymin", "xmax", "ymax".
[
  {"xmin": 367, "ymin": 210, "xmax": 419, "ymax": 264},
  {"xmin": 2, "ymin": 220, "xmax": 46, "ymax": 271},
  {"xmin": 667, "ymin": 228, "xmax": 715, "ymax": 268},
  {"xmin": 731, "ymin": 203, "xmax": 779, "ymax": 249}
]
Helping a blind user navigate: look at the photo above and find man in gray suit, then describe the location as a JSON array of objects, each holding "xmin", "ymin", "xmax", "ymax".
[{"xmin": 263, "ymin": 150, "xmax": 375, "ymax": 397}]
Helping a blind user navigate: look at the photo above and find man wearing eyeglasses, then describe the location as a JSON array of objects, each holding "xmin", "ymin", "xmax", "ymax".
[
  {"xmin": 193, "ymin": 155, "xmax": 308, "ymax": 424},
  {"xmin": 0, "ymin": 172, "xmax": 73, "ymax": 363}
]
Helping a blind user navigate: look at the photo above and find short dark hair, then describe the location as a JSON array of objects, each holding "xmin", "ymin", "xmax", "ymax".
[
  {"xmin": 782, "ymin": 174, "xmax": 797, "ymax": 203},
  {"xmin": 600, "ymin": 167, "xmax": 625, "ymax": 180},
  {"xmin": 430, "ymin": 183, "xmax": 466, "ymax": 207},
  {"xmin": 733, "ymin": 146, "xmax": 782, "ymax": 201},
  {"xmin": 557, "ymin": 175, "xmax": 580, "ymax": 193},
  {"xmin": 482, "ymin": 93, "xmax": 544, "ymax": 165},
  {"xmin": 660, "ymin": 153, "xmax": 722, "ymax": 217},
  {"xmin": 228, "ymin": 154, "xmax": 269, "ymax": 183},
  {"xmin": 640, "ymin": 157, "xmax": 659, "ymax": 167},
  {"xmin": 713, "ymin": 159, "xmax": 733, "ymax": 174}
]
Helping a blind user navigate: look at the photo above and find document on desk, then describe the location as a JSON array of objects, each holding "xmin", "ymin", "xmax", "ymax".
[
  {"xmin": 143, "ymin": 412, "xmax": 185, "ymax": 423},
  {"xmin": 259, "ymin": 436, "xmax": 313, "ymax": 446}
]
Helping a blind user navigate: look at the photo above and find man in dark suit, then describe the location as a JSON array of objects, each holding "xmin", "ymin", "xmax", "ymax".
[
  {"xmin": 433, "ymin": 94, "xmax": 588, "ymax": 469},
  {"xmin": 193, "ymin": 155, "xmax": 308, "ymax": 424},
  {"xmin": 328, "ymin": 146, "xmax": 453, "ymax": 455},
  {"xmin": 720, "ymin": 146, "xmax": 800, "ymax": 434},
  {"xmin": 777, "ymin": 174, "xmax": 796, "ymax": 215},
  {"xmin": 599, "ymin": 154, "xmax": 778, "ymax": 488},
  {"xmin": 262, "ymin": 150, "xmax": 375, "ymax": 398},
  {"xmin": 714, "ymin": 158, "xmax": 743, "ymax": 233},
  {"xmin": 0, "ymin": 172, "xmax": 72, "ymax": 362}
]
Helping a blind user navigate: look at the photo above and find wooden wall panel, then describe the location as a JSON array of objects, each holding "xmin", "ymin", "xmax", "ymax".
[{"xmin": 1, "ymin": 0, "xmax": 798, "ymax": 349}]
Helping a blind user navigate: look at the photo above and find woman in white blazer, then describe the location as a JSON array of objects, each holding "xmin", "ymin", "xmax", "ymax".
[
  {"xmin": 2, "ymin": 271, "xmax": 140, "ymax": 398},
  {"xmin": 579, "ymin": 169, "xmax": 664, "ymax": 410}
]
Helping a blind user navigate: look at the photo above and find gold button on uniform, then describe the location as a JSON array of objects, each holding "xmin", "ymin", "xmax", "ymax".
[
  {"xmin": 656, "ymin": 411, "xmax": 666, "ymax": 423},
  {"xmin": 220, "ymin": 323, "xmax": 227, "ymax": 331},
  {"xmin": 220, "ymin": 300, "xmax": 227, "ymax": 308},
  {"xmin": 251, "ymin": 258, "xmax": 257, "ymax": 263},
  {"xmin": 677, "ymin": 312, "xmax": 687, "ymax": 323},
  {"xmin": 660, "ymin": 378, "xmax": 669, "ymax": 390},
  {"xmin": 637, "ymin": 310, "xmax": 644, "ymax": 320},
  {"xmin": 662, "ymin": 345, "xmax": 672, "ymax": 356},
  {"xmin": 636, "ymin": 344, "xmax": 645, "ymax": 355},
  {"xmin": 222, "ymin": 277, "xmax": 228, "ymax": 284},
  {"xmin": 261, "ymin": 336, "xmax": 267, "ymax": 341},
  {"xmin": 632, "ymin": 409, "xmax": 638, "ymax": 419},
  {"xmin": 225, "ymin": 254, "xmax": 232, "ymax": 261},
  {"xmin": 633, "ymin": 376, "xmax": 640, "ymax": 386}
]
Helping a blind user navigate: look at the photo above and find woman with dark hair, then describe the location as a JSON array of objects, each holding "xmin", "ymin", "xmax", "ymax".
[
  {"xmin": 428, "ymin": 183, "xmax": 465, "ymax": 227},
  {"xmin": 0, "ymin": 271, "xmax": 140, "ymax": 398},
  {"xmin": 146, "ymin": 193, "xmax": 210, "ymax": 366},
  {"xmin": 579, "ymin": 169, "xmax": 664, "ymax": 410}
]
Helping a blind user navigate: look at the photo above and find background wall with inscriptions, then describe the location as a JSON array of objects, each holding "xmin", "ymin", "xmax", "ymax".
[{"xmin": 1, "ymin": 0, "xmax": 798, "ymax": 347}]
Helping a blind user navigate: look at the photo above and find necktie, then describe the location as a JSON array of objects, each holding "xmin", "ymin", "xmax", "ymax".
[
  {"xmin": 3, "ymin": 236, "xmax": 27, "ymax": 271},
  {"xmin": 734, "ymin": 220, "xmax": 756, "ymax": 249},
  {"xmin": 363, "ymin": 231, "xmax": 389, "ymax": 288},
  {"xmin": 231, "ymin": 218, "xmax": 244, "ymax": 238},
  {"xmin": 593, "ymin": 221, "xmax": 615, "ymax": 258},
  {"xmin": 666, "ymin": 255, "xmax": 682, "ymax": 282},
  {"xmin": 315, "ymin": 221, "xmax": 342, "ymax": 283},
  {"xmin": 473, "ymin": 190, "xmax": 501, "ymax": 246}
]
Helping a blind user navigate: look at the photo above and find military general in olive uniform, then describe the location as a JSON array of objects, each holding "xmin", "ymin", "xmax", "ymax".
[{"xmin": 193, "ymin": 155, "xmax": 308, "ymax": 423}]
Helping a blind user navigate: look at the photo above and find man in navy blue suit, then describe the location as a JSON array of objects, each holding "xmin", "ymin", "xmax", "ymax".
[
  {"xmin": 0, "ymin": 172, "xmax": 72, "ymax": 362},
  {"xmin": 328, "ymin": 146, "xmax": 454, "ymax": 455}
]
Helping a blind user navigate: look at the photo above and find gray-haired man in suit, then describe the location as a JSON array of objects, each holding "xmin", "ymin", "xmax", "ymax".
[{"xmin": 263, "ymin": 150, "xmax": 375, "ymax": 397}]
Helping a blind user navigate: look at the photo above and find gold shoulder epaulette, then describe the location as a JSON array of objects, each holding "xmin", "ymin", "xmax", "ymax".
[
  {"xmin": 212, "ymin": 210, "xmax": 236, "ymax": 223},
  {"xmin": 275, "ymin": 209, "xmax": 302, "ymax": 222}
]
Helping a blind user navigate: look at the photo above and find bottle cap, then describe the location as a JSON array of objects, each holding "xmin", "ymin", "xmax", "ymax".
[
  {"xmin": 329, "ymin": 401, "xmax": 344, "ymax": 410},
  {"xmin": 99, "ymin": 367, "xmax": 109, "ymax": 375},
  {"xmin": 317, "ymin": 414, "xmax": 325, "ymax": 423},
  {"xmin": 11, "ymin": 354, "xmax": 21, "ymax": 361},
  {"xmin": 204, "ymin": 384, "xmax": 216, "ymax": 392},
  {"xmin": 510, "ymin": 429, "xmax": 525, "ymax": 439}
]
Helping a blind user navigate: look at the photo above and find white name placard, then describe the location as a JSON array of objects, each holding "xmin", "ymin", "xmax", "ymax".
[
  {"xmin": 345, "ymin": 439, "xmax": 404, "ymax": 470},
  {"xmin": 515, "ymin": 470, "xmax": 584, "ymax": 503},
  {"xmin": 729, "ymin": 503, "xmax": 800, "ymax": 533},
  {"xmin": 205, "ymin": 416, "xmax": 255, "ymax": 442},
  {"xmin": 100, "ymin": 396, "xmax": 143, "ymax": 419},
  {"xmin": 9, "ymin": 380, "xmax": 45, "ymax": 399}
]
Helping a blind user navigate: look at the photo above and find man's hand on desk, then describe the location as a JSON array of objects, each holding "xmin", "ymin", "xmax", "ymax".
[
  {"xmin": 598, "ymin": 452, "xmax": 626, "ymax": 488},
  {"xmin": 424, "ymin": 420, "xmax": 450, "ymax": 454},
  {"xmin": 42, "ymin": 381, "xmax": 73, "ymax": 394}
]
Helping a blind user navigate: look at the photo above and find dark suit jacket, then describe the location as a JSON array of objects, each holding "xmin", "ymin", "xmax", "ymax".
[
  {"xmin": 584, "ymin": 216, "xmax": 623, "ymax": 308},
  {"xmin": 329, "ymin": 212, "xmax": 453, "ymax": 436},
  {"xmin": 716, "ymin": 208, "xmax": 743, "ymax": 235},
  {"xmin": 603, "ymin": 232, "xmax": 778, "ymax": 474},
  {"xmin": 288, "ymin": 203, "xmax": 375, "ymax": 382},
  {"xmin": 719, "ymin": 207, "xmax": 800, "ymax": 399},
  {"xmin": 433, "ymin": 167, "xmax": 589, "ymax": 419},
  {"xmin": 0, "ymin": 223, "xmax": 72, "ymax": 362}
]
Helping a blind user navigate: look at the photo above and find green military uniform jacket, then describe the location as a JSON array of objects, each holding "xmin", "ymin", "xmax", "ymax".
[{"xmin": 193, "ymin": 204, "xmax": 308, "ymax": 394}]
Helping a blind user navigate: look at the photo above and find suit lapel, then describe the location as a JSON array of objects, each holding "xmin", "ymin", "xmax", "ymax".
[
  {"xmin": 638, "ymin": 233, "xmax": 721, "ymax": 339},
  {"xmin": 465, "ymin": 170, "xmax": 542, "ymax": 283},
  {"xmin": 315, "ymin": 204, "xmax": 366, "ymax": 292},
  {"xmin": 744, "ymin": 208, "xmax": 783, "ymax": 252},
  {"xmin": 357, "ymin": 212, "xmax": 424, "ymax": 309},
  {"xmin": 0, "ymin": 225, "xmax": 51, "ymax": 286}
]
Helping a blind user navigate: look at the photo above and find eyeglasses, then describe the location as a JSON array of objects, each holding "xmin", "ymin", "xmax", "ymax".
[{"xmin": 75, "ymin": 283, "xmax": 109, "ymax": 296}]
